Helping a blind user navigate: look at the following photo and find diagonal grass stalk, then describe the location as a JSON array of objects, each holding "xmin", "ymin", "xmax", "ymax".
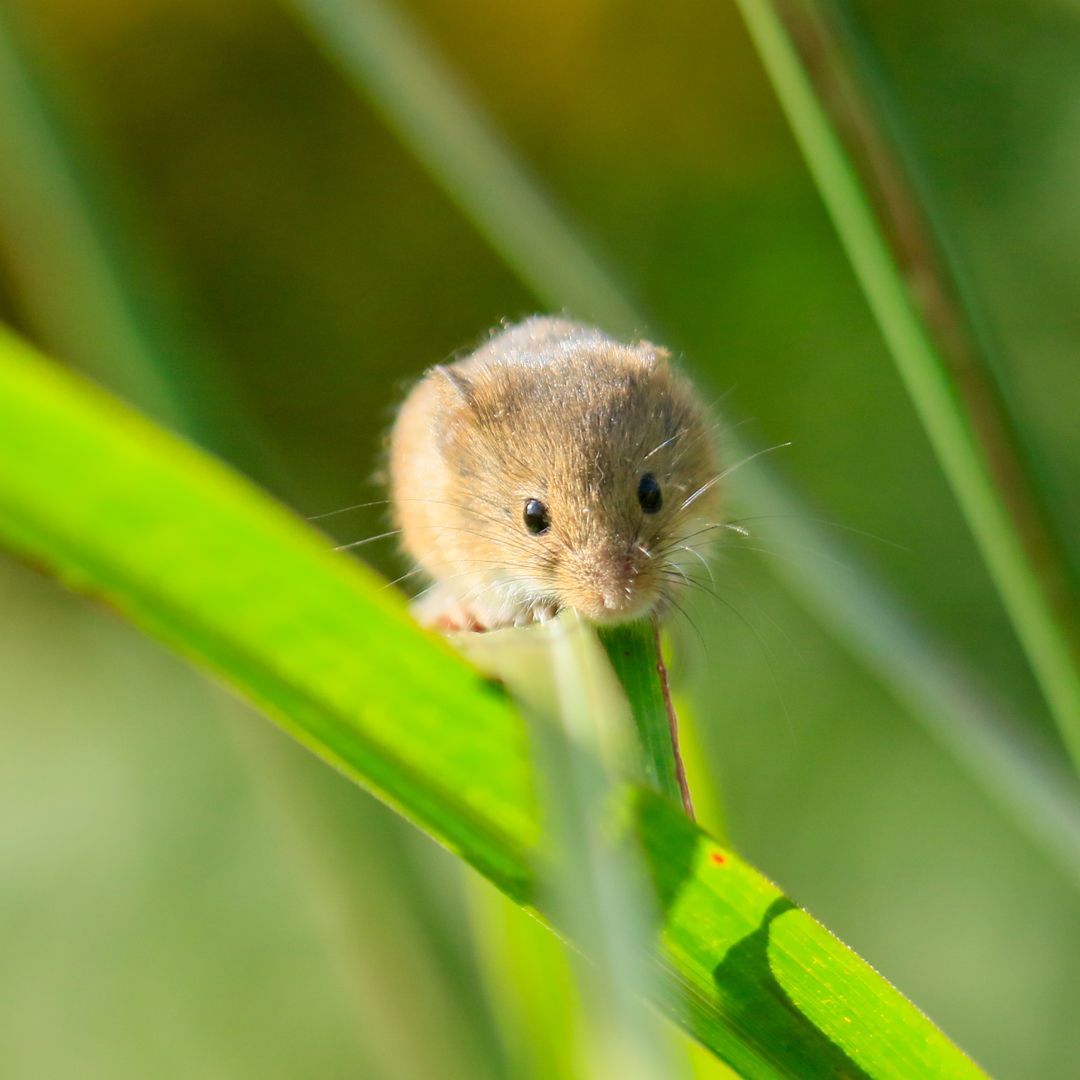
[
  {"xmin": 0, "ymin": 11, "xmax": 509, "ymax": 1074},
  {"xmin": 733, "ymin": 0, "xmax": 1080, "ymax": 769},
  {"xmin": 0, "ymin": 2, "xmax": 272, "ymax": 472},
  {"xmin": 0, "ymin": 324, "xmax": 984, "ymax": 1078}
]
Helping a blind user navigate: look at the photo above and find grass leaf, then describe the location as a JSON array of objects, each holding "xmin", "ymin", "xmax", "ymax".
[
  {"xmin": 733, "ymin": 0, "xmax": 1080, "ymax": 769},
  {"xmin": 598, "ymin": 621, "xmax": 691, "ymax": 815},
  {"xmin": 0, "ymin": 324, "xmax": 984, "ymax": 1077}
]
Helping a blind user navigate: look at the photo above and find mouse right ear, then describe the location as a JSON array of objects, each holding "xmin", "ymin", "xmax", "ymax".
[{"xmin": 431, "ymin": 365, "xmax": 476, "ymax": 409}]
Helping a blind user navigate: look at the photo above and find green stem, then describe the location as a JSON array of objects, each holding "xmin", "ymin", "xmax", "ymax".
[
  {"xmin": 598, "ymin": 621, "xmax": 693, "ymax": 817},
  {"xmin": 734, "ymin": 0, "xmax": 1080, "ymax": 770}
]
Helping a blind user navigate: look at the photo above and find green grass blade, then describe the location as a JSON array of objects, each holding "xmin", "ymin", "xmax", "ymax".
[
  {"xmin": 0, "ymin": 323, "xmax": 540, "ymax": 896},
  {"xmin": 0, "ymin": 13, "xmax": 510, "ymax": 1074},
  {"xmin": 732, "ymin": 0, "xmax": 1080, "ymax": 769},
  {"xmin": 463, "ymin": 619, "xmax": 683, "ymax": 1080},
  {"xmin": 0, "ymin": 325, "xmax": 984, "ymax": 1077},
  {"xmin": 598, "ymin": 621, "xmax": 688, "ymax": 814},
  {"xmin": 0, "ymin": 4, "xmax": 178, "ymax": 425},
  {"xmin": 275, "ymin": 0, "xmax": 1080, "ymax": 886}
]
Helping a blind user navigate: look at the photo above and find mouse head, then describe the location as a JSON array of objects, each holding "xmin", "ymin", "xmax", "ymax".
[{"xmin": 433, "ymin": 336, "xmax": 720, "ymax": 623}]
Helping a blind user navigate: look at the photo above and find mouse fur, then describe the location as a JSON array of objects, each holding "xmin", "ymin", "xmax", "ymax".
[{"xmin": 388, "ymin": 316, "xmax": 720, "ymax": 630}]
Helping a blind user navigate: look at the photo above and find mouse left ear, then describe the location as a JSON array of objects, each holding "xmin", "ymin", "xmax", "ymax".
[{"xmin": 636, "ymin": 340, "xmax": 671, "ymax": 372}]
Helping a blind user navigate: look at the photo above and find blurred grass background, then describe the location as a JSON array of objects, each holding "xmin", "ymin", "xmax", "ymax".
[{"xmin": 1, "ymin": 0, "xmax": 1078, "ymax": 1076}]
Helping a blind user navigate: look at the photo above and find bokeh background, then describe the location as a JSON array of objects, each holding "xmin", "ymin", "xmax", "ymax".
[{"xmin": 1, "ymin": 0, "xmax": 1079, "ymax": 1076}]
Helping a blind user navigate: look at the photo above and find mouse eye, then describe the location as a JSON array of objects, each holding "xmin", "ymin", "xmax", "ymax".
[
  {"xmin": 638, "ymin": 473, "xmax": 662, "ymax": 514},
  {"xmin": 523, "ymin": 498, "xmax": 551, "ymax": 535}
]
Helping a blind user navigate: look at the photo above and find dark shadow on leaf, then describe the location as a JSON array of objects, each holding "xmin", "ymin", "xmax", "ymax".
[
  {"xmin": 713, "ymin": 898, "xmax": 870, "ymax": 1079},
  {"xmin": 632, "ymin": 792, "xmax": 869, "ymax": 1077}
]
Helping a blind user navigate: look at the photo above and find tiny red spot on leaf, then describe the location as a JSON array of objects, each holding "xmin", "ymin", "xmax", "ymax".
[{"xmin": 710, "ymin": 851, "xmax": 726, "ymax": 866}]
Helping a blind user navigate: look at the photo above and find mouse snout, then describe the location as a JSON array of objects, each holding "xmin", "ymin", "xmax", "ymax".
[
  {"xmin": 559, "ymin": 547, "xmax": 654, "ymax": 623},
  {"xmin": 601, "ymin": 587, "xmax": 625, "ymax": 611}
]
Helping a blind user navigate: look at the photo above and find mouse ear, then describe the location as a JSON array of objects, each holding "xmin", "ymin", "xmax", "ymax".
[
  {"xmin": 636, "ymin": 340, "xmax": 671, "ymax": 372},
  {"xmin": 431, "ymin": 365, "xmax": 476, "ymax": 409}
]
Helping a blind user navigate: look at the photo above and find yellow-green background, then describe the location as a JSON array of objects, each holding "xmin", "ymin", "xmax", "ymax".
[{"xmin": 1, "ymin": 1, "xmax": 1077, "ymax": 1076}]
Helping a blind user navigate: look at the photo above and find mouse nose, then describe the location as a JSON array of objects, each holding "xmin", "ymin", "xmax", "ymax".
[
  {"xmin": 595, "ymin": 556, "xmax": 638, "ymax": 615},
  {"xmin": 584, "ymin": 576, "xmax": 652, "ymax": 623},
  {"xmin": 561, "ymin": 547, "xmax": 650, "ymax": 622},
  {"xmin": 601, "ymin": 587, "xmax": 627, "ymax": 611},
  {"xmin": 597, "ymin": 554, "xmax": 634, "ymax": 608}
]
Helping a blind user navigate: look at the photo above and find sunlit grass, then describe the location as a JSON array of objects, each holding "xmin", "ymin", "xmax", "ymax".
[
  {"xmin": 0, "ymin": 1, "xmax": 1077, "ymax": 1075},
  {"xmin": 0, "ymin": 325, "xmax": 983, "ymax": 1076}
]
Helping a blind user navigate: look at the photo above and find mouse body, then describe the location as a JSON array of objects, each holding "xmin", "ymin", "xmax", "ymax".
[{"xmin": 388, "ymin": 317, "xmax": 720, "ymax": 631}]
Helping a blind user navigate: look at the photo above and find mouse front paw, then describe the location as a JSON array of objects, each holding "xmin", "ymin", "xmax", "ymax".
[{"xmin": 412, "ymin": 589, "xmax": 488, "ymax": 632}]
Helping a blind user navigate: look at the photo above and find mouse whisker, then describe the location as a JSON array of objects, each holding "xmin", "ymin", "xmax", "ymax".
[
  {"xmin": 408, "ymin": 567, "xmax": 500, "ymax": 606},
  {"xmin": 663, "ymin": 561, "xmax": 693, "ymax": 590},
  {"xmin": 721, "ymin": 514, "xmax": 909, "ymax": 552},
  {"xmin": 667, "ymin": 544, "xmax": 716, "ymax": 586},
  {"xmin": 335, "ymin": 528, "xmax": 402, "ymax": 552},
  {"xmin": 409, "ymin": 524, "xmax": 531, "ymax": 553},
  {"xmin": 708, "ymin": 536, "xmax": 856, "ymax": 575},
  {"xmin": 381, "ymin": 566, "xmax": 426, "ymax": 591},
  {"xmin": 641, "ymin": 525, "xmax": 743, "ymax": 576},
  {"xmin": 307, "ymin": 499, "xmax": 390, "ymax": 522},
  {"xmin": 397, "ymin": 498, "xmax": 514, "ymax": 530},
  {"xmin": 678, "ymin": 441, "xmax": 793, "ymax": 512},
  {"xmin": 658, "ymin": 590, "xmax": 708, "ymax": 655},
  {"xmin": 683, "ymin": 521, "xmax": 752, "ymax": 540}
]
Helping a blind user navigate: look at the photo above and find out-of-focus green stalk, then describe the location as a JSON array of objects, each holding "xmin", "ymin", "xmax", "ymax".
[
  {"xmin": 466, "ymin": 878, "xmax": 580, "ymax": 1080},
  {"xmin": 282, "ymin": 0, "xmax": 640, "ymax": 335},
  {"xmin": 0, "ymin": 3, "xmax": 280, "ymax": 479},
  {"xmin": 279, "ymin": 0, "xmax": 1080, "ymax": 885},
  {"xmin": 0, "ymin": 4, "xmax": 183, "ymax": 429},
  {"xmin": 545, "ymin": 617, "xmax": 681, "ymax": 1080},
  {"xmin": 466, "ymin": 623, "xmax": 729, "ymax": 1079},
  {"xmin": 673, "ymin": 691, "xmax": 729, "ymax": 845},
  {"xmin": 0, "ymin": 11, "xmax": 502, "ymax": 1077},
  {"xmin": 733, "ymin": 0, "xmax": 1080, "ymax": 771},
  {"xmin": 460, "ymin": 619, "xmax": 684, "ymax": 1080}
]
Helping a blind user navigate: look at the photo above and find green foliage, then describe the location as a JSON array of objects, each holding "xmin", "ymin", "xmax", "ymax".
[
  {"xmin": 2, "ymin": 1, "xmax": 1078, "ymax": 1075},
  {"xmin": 733, "ymin": 0, "xmax": 1080, "ymax": 771},
  {"xmin": 598, "ymin": 621, "xmax": 687, "ymax": 810},
  {"xmin": 0, "ymin": 325, "xmax": 984, "ymax": 1077}
]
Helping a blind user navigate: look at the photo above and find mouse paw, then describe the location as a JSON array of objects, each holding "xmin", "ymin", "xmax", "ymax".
[
  {"xmin": 412, "ymin": 586, "xmax": 490, "ymax": 633},
  {"xmin": 435, "ymin": 605, "xmax": 487, "ymax": 633}
]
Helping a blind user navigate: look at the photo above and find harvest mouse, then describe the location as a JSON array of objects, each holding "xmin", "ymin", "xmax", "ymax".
[{"xmin": 388, "ymin": 316, "xmax": 720, "ymax": 631}]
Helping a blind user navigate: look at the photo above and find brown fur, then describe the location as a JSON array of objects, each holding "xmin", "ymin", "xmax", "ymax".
[{"xmin": 389, "ymin": 317, "xmax": 720, "ymax": 629}]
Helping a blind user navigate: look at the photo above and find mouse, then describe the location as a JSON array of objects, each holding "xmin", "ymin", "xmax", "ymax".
[{"xmin": 388, "ymin": 316, "xmax": 721, "ymax": 631}]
